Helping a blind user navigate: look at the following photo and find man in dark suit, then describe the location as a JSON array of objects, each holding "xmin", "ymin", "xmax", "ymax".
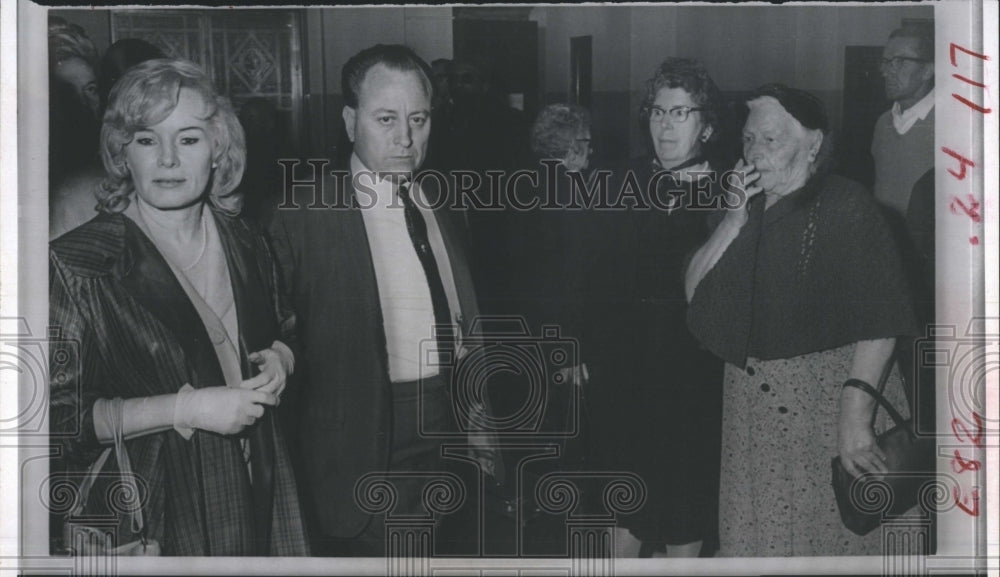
[{"xmin": 268, "ymin": 44, "xmax": 497, "ymax": 557}]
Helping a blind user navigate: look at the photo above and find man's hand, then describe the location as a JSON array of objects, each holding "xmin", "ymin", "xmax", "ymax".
[{"xmin": 242, "ymin": 342, "xmax": 295, "ymax": 402}]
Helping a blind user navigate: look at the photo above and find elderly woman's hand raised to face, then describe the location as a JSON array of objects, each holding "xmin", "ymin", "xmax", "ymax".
[
  {"xmin": 742, "ymin": 93, "xmax": 825, "ymax": 207},
  {"xmin": 685, "ymin": 87, "xmax": 827, "ymax": 301}
]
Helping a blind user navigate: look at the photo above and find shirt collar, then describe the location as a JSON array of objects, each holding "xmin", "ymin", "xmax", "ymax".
[
  {"xmin": 351, "ymin": 153, "xmax": 405, "ymax": 210},
  {"xmin": 891, "ymin": 88, "xmax": 935, "ymax": 135}
]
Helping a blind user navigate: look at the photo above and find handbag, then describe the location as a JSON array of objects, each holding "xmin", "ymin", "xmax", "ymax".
[
  {"xmin": 831, "ymin": 364, "xmax": 936, "ymax": 536},
  {"xmin": 62, "ymin": 397, "xmax": 161, "ymax": 556}
]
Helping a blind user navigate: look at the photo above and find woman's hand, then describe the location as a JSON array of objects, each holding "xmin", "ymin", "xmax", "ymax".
[
  {"xmin": 838, "ymin": 338, "xmax": 896, "ymax": 476},
  {"xmin": 684, "ymin": 159, "xmax": 762, "ymax": 302},
  {"xmin": 174, "ymin": 385, "xmax": 277, "ymax": 436},
  {"xmin": 838, "ymin": 386, "xmax": 888, "ymax": 477},
  {"xmin": 726, "ymin": 159, "xmax": 763, "ymax": 224},
  {"xmin": 241, "ymin": 343, "xmax": 294, "ymax": 401}
]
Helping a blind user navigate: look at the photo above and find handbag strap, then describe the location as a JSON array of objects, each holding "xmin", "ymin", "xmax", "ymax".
[
  {"xmin": 68, "ymin": 447, "xmax": 112, "ymax": 518},
  {"xmin": 843, "ymin": 359, "xmax": 906, "ymax": 428},
  {"xmin": 68, "ymin": 398, "xmax": 146, "ymax": 538}
]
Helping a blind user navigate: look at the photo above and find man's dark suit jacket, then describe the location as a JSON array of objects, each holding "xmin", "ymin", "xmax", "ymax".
[{"xmin": 268, "ymin": 166, "xmax": 496, "ymax": 539}]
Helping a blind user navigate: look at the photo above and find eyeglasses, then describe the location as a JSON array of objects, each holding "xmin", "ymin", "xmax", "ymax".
[
  {"xmin": 646, "ymin": 105, "xmax": 706, "ymax": 124},
  {"xmin": 878, "ymin": 56, "xmax": 929, "ymax": 71}
]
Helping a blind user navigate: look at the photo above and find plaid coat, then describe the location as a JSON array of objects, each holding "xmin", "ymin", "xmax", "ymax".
[{"xmin": 49, "ymin": 209, "xmax": 309, "ymax": 556}]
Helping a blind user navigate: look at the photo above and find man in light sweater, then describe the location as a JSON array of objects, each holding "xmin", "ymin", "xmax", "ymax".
[
  {"xmin": 870, "ymin": 24, "xmax": 935, "ymax": 438},
  {"xmin": 871, "ymin": 25, "xmax": 935, "ymax": 216}
]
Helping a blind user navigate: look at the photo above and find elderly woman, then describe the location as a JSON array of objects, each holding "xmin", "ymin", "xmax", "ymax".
[
  {"xmin": 684, "ymin": 84, "xmax": 917, "ymax": 556},
  {"xmin": 49, "ymin": 58, "xmax": 309, "ymax": 556},
  {"xmin": 584, "ymin": 58, "xmax": 725, "ymax": 558}
]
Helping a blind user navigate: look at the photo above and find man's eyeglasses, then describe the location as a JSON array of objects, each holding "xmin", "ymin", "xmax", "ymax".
[
  {"xmin": 646, "ymin": 105, "xmax": 706, "ymax": 124},
  {"xmin": 878, "ymin": 56, "xmax": 929, "ymax": 71}
]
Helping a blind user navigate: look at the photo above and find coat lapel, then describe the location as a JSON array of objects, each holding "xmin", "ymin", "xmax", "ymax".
[
  {"xmin": 341, "ymin": 179, "xmax": 392, "ymax": 376},
  {"xmin": 213, "ymin": 211, "xmax": 276, "ymax": 359},
  {"xmin": 117, "ymin": 216, "xmax": 227, "ymax": 390},
  {"xmin": 212, "ymin": 210, "xmax": 277, "ymax": 555}
]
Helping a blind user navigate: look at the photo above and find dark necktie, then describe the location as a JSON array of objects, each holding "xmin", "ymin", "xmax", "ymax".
[{"xmin": 397, "ymin": 180, "xmax": 455, "ymax": 362}]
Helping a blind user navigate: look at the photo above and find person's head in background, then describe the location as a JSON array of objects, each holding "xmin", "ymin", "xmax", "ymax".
[
  {"xmin": 880, "ymin": 25, "xmax": 934, "ymax": 112},
  {"xmin": 530, "ymin": 103, "xmax": 592, "ymax": 172},
  {"xmin": 447, "ymin": 59, "xmax": 492, "ymax": 111},
  {"xmin": 99, "ymin": 38, "xmax": 167, "ymax": 113},
  {"xmin": 49, "ymin": 17, "xmax": 100, "ymax": 120},
  {"xmin": 639, "ymin": 57, "xmax": 722, "ymax": 170},
  {"xmin": 431, "ymin": 58, "xmax": 453, "ymax": 111}
]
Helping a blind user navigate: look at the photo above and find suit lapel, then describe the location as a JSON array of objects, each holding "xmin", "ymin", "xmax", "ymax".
[{"xmin": 340, "ymin": 178, "xmax": 392, "ymax": 375}]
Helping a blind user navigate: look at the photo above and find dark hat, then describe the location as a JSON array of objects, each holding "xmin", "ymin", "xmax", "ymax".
[{"xmin": 749, "ymin": 83, "xmax": 829, "ymax": 132}]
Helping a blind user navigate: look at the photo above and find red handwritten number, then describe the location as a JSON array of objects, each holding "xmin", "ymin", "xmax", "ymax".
[
  {"xmin": 951, "ymin": 450, "xmax": 982, "ymax": 473},
  {"xmin": 950, "ymin": 194, "xmax": 983, "ymax": 223},
  {"xmin": 953, "ymin": 73, "xmax": 988, "ymax": 89},
  {"xmin": 950, "ymin": 43, "xmax": 991, "ymax": 66},
  {"xmin": 950, "ymin": 44, "xmax": 993, "ymax": 113},
  {"xmin": 952, "ymin": 94, "xmax": 993, "ymax": 114},
  {"xmin": 951, "ymin": 413, "xmax": 985, "ymax": 448},
  {"xmin": 942, "ymin": 147, "xmax": 976, "ymax": 180},
  {"xmin": 953, "ymin": 486, "xmax": 980, "ymax": 516}
]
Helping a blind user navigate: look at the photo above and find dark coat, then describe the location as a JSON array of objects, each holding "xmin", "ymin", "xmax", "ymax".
[
  {"xmin": 582, "ymin": 157, "xmax": 725, "ymax": 544},
  {"xmin": 49, "ymin": 209, "xmax": 309, "ymax": 556},
  {"xmin": 268, "ymin": 169, "xmax": 500, "ymax": 539}
]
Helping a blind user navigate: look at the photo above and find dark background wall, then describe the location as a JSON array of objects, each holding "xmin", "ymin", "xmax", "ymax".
[{"xmin": 52, "ymin": 4, "xmax": 932, "ymax": 170}]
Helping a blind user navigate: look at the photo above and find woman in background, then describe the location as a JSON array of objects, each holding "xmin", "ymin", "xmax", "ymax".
[
  {"xmin": 49, "ymin": 58, "xmax": 308, "ymax": 556},
  {"xmin": 585, "ymin": 58, "xmax": 725, "ymax": 558},
  {"xmin": 49, "ymin": 17, "xmax": 104, "ymax": 239}
]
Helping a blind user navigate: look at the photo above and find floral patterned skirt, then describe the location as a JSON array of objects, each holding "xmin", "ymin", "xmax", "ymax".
[{"xmin": 717, "ymin": 343, "xmax": 910, "ymax": 556}]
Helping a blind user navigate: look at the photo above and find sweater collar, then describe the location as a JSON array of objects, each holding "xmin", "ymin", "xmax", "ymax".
[{"xmin": 892, "ymin": 88, "xmax": 934, "ymax": 135}]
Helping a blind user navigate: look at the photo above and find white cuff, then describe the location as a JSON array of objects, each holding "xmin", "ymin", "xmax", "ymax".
[{"xmin": 173, "ymin": 383, "xmax": 196, "ymax": 440}]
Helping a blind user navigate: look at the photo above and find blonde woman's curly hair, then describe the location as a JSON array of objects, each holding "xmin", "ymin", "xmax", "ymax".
[{"xmin": 98, "ymin": 58, "xmax": 246, "ymax": 215}]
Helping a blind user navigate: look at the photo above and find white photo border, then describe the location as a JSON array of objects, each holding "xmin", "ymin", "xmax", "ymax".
[{"xmin": 2, "ymin": 1, "xmax": 996, "ymax": 575}]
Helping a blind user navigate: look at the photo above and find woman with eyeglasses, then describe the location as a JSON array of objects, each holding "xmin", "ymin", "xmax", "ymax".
[{"xmin": 583, "ymin": 58, "xmax": 726, "ymax": 558}]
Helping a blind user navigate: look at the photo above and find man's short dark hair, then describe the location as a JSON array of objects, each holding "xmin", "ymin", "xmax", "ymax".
[
  {"xmin": 889, "ymin": 24, "xmax": 934, "ymax": 61},
  {"xmin": 341, "ymin": 44, "xmax": 433, "ymax": 108}
]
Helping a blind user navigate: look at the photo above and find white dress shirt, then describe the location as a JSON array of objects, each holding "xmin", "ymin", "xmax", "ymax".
[
  {"xmin": 353, "ymin": 154, "xmax": 461, "ymax": 382},
  {"xmin": 892, "ymin": 88, "xmax": 935, "ymax": 135}
]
